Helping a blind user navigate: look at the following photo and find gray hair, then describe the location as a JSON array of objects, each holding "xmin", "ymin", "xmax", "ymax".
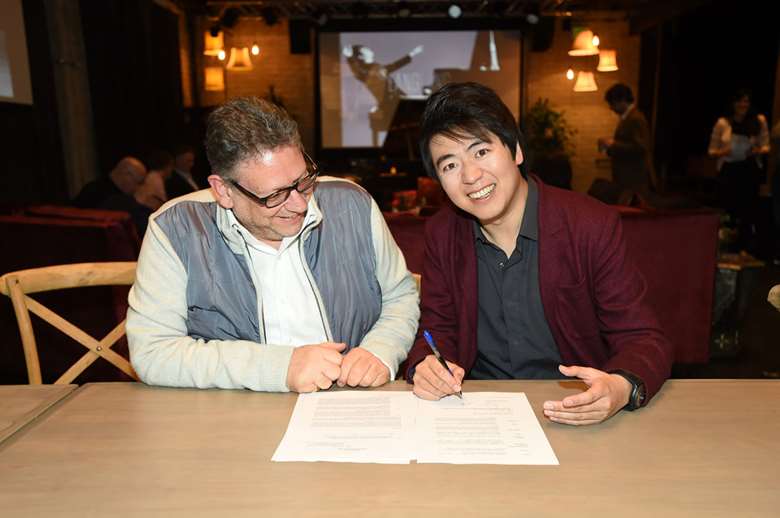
[{"xmin": 205, "ymin": 96, "xmax": 301, "ymax": 179}]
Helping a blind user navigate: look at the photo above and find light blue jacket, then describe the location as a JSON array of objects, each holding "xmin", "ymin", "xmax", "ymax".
[{"xmin": 127, "ymin": 178, "xmax": 419, "ymax": 391}]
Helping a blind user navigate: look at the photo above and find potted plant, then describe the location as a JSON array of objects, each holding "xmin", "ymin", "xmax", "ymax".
[{"xmin": 523, "ymin": 98, "xmax": 577, "ymax": 189}]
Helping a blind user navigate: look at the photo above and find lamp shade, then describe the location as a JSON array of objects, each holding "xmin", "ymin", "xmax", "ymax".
[
  {"xmin": 226, "ymin": 47, "xmax": 253, "ymax": 71},
  {"xmin": 204, "ymin": 66, "xmax": 225, "ymax": 91},
  {"xmin": 568, "ymin": 29, "xmax": 599, "ymax": 56},
  {"xmin": 204, "ymin": 31, "xmax": 224, "ymax": 56},
  {"xmin": 597, "ymin": 49, "xmax": 618, "ymax": 72},
  {"xmin": 573, "ymin": 71, "xmax": 598, "ymax": 92}
]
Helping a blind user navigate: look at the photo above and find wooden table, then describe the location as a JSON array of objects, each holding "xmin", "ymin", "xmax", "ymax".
[
  {"xmin": 0, "ymin": 380, "xmax": 778, "ymax": 517},
  {"xmin": 0, "ymin": 384, "xmax": 76, "ymax": 444}
]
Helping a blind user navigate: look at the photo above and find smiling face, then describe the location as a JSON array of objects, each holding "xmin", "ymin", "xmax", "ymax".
[
  {"xmin": 209, "ymin": 145, "xmax": 312, "ymax": 248},
  {"xmin": 429, "ymin": 131, "xmax": 526, "ymax": 227}
]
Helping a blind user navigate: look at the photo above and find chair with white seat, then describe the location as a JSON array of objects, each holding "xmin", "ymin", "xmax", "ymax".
[{"xmin": 0, "ymin": 262, "xmax": 138, "ymax": 384}]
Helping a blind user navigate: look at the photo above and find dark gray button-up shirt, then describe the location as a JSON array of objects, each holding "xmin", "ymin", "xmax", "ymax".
[{"xmin": 469, "ymin": 178, "xmax": 564, "ymax": 380}]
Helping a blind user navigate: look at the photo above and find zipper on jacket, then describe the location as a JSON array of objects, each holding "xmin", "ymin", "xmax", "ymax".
[
  {"xmin": 298, "ymin": 226, "xmax": 334, "ymax": 343},
  {"xmin": 233, "ymin": 224, "xmax": 268, "ymax": 344}
]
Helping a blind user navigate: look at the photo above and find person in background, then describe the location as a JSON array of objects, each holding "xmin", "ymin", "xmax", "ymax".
[
  {"xmin": 770, "ymin": 120, "xmax": 780, "ymax": 265},
  {"xmin": 708, "ymin": 89, "xmax": 770, "ymax": 254},
  {"xmin": 165, "ymin": 144, "xmax": 201, "ymax": 199},
  {"xmin": 598, "ymin": 83, "xmax": 654, "ymax": 204},
  {"xmin": 135, "ymin": 149, "xmax": 174, "ymax": 212},
  {"xmin": 127, "ymin": 97, "xmax": 419, "ymax": 393},
  {"xmin": 407, "ymin": 82, "xmax": 672, "ymax": 426},
  {"xmin": 72, "ymin": 156, "xmax": 147, "ymax": 209},
  {"xmin": 343, "ymin": 43, "xmax": 423, "ymax": 146}
]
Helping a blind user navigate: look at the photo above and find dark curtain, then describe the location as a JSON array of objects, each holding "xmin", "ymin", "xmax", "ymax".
[
  {"xmin": 79, "ymin": 0, "xmax": 184, "ymax": 172},
  {"xmin": 650, "ymin": 0, "xmax": 778, "ymax": 180}
]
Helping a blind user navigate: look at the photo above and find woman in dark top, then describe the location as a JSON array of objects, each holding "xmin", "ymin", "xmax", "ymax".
[{"xmin": 708, "ymin": 89, "xmax": 770, "ymax": 253}]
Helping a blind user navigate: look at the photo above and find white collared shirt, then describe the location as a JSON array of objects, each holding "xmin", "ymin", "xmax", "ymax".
[{"xmin": 228, "ymin": 199, "xmax": 327, "ymax": 347}]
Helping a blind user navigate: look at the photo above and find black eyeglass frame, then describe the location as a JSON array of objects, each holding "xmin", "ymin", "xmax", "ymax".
[{"xmin": 228, "ymin": 152, "xmax": 319, "ymax": 209}]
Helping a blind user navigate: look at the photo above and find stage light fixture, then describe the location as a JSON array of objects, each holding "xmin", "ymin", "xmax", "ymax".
[
  {"xmin": 351, "ymin": 2, "xmax": 370, "ymax": 18},
  {"xmin": 525, "ymin": 3, "xmax": 541, "ymax": 24},
  {"xmin": 314, "ymin": 9, "xmax": 329, "ymax": 26},
  {"xmin": 261, "ymin": 6, "xmax": 279, "ymax": 26},
  {"xmin": 220, "ymin": 7, "xmax": 240, "ymax": 29},
  {"xmin": 448, "ymin": 3, "xmax": 462, "ymax": 18}
]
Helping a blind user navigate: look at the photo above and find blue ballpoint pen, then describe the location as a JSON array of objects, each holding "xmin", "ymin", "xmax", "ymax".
[{"xmin": 422, "ymin": 330, "xmax": 463, "ymax": 399}]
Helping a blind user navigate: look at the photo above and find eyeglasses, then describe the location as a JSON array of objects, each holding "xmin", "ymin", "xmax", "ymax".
[{"xmin": 229, "ymin": 152, "xmax": 319, "ymax": 209}]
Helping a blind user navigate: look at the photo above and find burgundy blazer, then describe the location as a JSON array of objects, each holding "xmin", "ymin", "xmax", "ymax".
[{"xmin": 405, "ymin": 178, "xmax": 673, "ymax": 404}]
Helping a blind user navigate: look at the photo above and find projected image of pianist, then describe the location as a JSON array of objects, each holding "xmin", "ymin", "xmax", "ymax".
[{"xmin": 343, "ymin": 44, "xmax": 423, "ymax": 146}]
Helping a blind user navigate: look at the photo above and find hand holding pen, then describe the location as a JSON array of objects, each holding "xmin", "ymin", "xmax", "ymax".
[{"xmin": 411, "ymin": 330, "xmax": 465, "ymax": 400}]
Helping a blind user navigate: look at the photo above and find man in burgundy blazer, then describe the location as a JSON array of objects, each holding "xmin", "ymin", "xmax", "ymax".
[{"xmin": 407, "ymin": 82, "xmax": 672, "ymax": 425}]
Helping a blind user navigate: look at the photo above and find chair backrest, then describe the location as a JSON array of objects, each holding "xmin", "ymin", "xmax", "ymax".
[{"xmin": 0, "ymin": 262, "xmax": 138, "ymax": 384}]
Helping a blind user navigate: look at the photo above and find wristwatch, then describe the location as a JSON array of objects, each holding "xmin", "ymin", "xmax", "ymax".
[{"xmin": 611, "ymin": 369, "xmax": 646, "ymax": 411}]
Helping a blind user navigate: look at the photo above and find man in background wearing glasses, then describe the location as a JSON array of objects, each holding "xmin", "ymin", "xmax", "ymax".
[{"xmin": 127, "ymin": 97, "xmax": 419, "ymax": 393}]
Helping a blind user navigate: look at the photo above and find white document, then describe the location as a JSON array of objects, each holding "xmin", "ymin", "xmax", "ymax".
[
  {"xmin": 271, "ymin": 391, "xmax": 415, "ymax": 464},
  {"xmin": 414, "ymin": 392, "xmax": 558, "ymax": 465},
  {"xmin": 272, "ymin": 391, "xmax": 558, "ymax": 465}
]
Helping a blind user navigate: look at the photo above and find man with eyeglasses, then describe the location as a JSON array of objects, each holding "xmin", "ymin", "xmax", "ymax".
[{"xmin": 127, "ymin": 97, "xmax": 419, "ymax": 393}]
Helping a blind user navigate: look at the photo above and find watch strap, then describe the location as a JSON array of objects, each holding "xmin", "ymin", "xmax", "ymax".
[{"xmin": 610, "ymin": 369, "xmax": 646, "ymax": 411}]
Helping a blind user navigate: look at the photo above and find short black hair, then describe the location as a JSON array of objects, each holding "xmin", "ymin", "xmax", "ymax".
[
  {"xmin": 604, "ymin": 83, "xmax": 634, "ymax": 104},
  {"xmin": 419, "ymin": 82, "xmax": 526, "ymax": 179}
]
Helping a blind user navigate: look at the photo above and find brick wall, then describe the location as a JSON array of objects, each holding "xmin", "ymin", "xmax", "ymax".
[
  {"xmin": 193, "ymin": 17, "xmax": 638, "ymax": 191},
  {"xmin": 526, "ymin": 17, "xmax": 640, "ymax": 192},
  {"xmin": 197, "ymin": 18, "xmax": 315, "ymax": 153}
]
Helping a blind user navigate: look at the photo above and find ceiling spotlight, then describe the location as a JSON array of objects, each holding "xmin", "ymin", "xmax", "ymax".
[
  {"xmin": 351, "ymin": 2, "xmax": 370, "ymax": 18},
  {"xmin": 251, "ymin": 43, "xmax": 260, "ymax": 56},
  {"xmin": 261, "ymin": 6, "xmax": 279, "ymax": 26},
  {"xmin": 566, "ymin": 68, "xmax": 574, "ymax": 80},
  {"xmin": 220, "ymin": 7, "xmax": 241, "ymax": 29},
  {"xmin": 314, "ymin": 9, "xmax": 329, "ymax": 26},
  {"xmin": 396, "ymin": 2, "xmax": 412, "ymax": 18},
  {"xmin": 525, "ymin": 4, "xmax": 541, "ymax": 25},
  {"xmin": 448, "ymin": 3, "xmax": 462, "ymax": 18}
]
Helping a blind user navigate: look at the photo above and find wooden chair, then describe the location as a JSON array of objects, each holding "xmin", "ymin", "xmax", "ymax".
[{"xmin": 0, "ymin": 262, "xmax": 138, "ymax": 384}]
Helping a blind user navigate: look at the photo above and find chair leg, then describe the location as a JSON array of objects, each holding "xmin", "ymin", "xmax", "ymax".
[{"xmin": 7, "ymin": 277, "xmax": 43, "ymax": 384}]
